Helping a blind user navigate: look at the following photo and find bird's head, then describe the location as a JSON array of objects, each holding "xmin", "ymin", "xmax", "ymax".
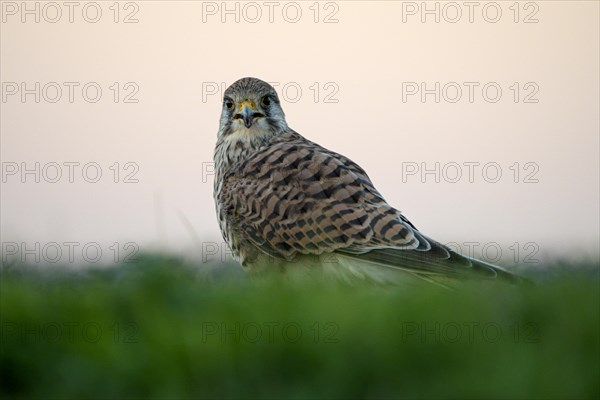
[{"xmin": 217, "ymin": 77, "xmax": 288, "ymax": 139}]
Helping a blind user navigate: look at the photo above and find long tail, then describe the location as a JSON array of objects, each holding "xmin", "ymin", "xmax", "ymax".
[{"xmin": 333, "ymin": 238, "xmax": 530, "ymax": 286}]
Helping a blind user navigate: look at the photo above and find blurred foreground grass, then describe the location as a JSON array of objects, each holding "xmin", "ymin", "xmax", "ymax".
[{"xmin": 1, "ymin": 255, "xmax": 598, "ymax": 399}]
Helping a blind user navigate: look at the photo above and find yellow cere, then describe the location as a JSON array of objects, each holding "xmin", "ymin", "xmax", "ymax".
[{"xmin": 239, "ymin": 100, "xmax": 256, "ymax": 110}]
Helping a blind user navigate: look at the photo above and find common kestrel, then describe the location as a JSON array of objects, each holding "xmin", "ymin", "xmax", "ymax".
[{"xmin": 213, "ymin": 77, "xmax": 522, "ymax": 285}]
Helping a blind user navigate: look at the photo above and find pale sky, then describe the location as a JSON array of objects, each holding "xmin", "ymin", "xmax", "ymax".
[{"xmin": 1, "ymin": 1, "xmax": 598, "ymax": 267}]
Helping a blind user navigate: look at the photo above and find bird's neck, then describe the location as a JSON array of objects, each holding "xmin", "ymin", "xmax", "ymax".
[{"xmin": 213, "ymin": 128, "xmax": 279, "ymax": 186}]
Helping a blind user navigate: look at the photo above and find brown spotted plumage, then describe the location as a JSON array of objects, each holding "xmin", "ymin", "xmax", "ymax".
[{"xmin": 213, "ymin": 77, "xmax": 523, "ymax": 285}]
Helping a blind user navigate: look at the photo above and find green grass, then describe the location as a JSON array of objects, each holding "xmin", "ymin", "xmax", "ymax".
[{"xmin": 1, "ymin": 255, "xmax": 598, "ymax": 399}]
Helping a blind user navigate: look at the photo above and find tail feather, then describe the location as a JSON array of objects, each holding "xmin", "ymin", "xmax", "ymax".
[{"xmin": 335, "ymin": 238, "xmax": 528, "ymax": 285}]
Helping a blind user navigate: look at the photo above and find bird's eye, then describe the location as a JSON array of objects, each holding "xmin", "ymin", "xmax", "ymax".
[
  {"xmin": 224, "ymin": 99, "xmax": 234, "ymax": 110},
  {"xmin": 261, "ymin": 96, "xmax": 271, "ymax": 107}
]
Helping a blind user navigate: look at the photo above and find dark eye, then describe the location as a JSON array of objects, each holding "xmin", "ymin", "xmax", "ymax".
[
  {"xmin": 261, "ymin": 96, "xmax": 271, "ymax": 107},
  {"xmin": 224, "ymin": 99, "xmax": 234, "ymax": 110}
]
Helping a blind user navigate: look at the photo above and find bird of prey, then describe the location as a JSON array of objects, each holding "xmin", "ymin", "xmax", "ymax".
[{"xmin": 213, "ymin": 77, "xmax": 522, "ymax": 285}]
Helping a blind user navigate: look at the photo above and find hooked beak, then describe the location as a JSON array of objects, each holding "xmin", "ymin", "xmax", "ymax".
[{"xmin": 234, "ymin": 100, "xmax": 264, "ymax": 129}]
